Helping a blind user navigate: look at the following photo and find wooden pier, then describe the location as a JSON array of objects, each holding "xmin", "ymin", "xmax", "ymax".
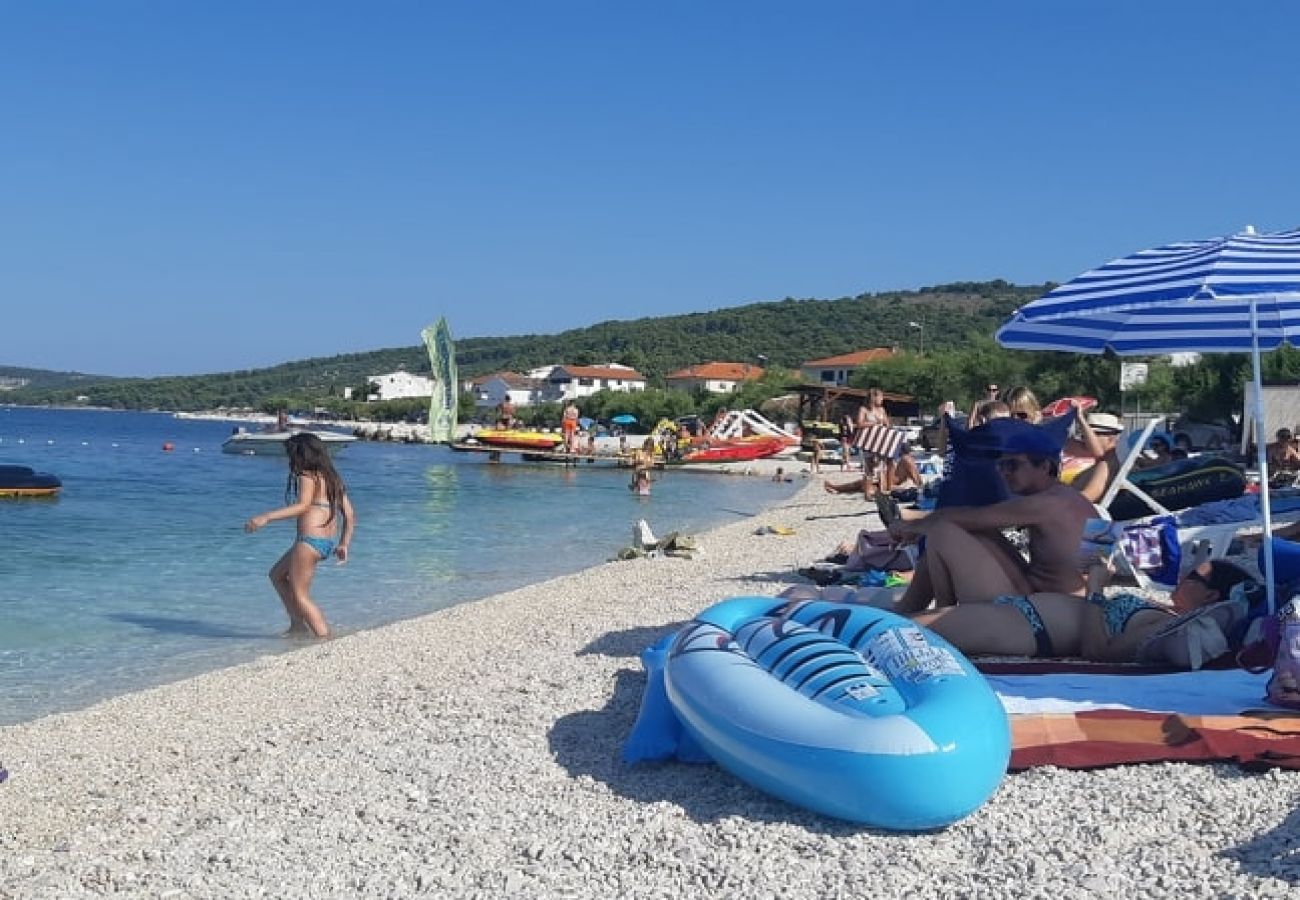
[{"xmin": 449, "ymin": 442, "xmax": 649, "ymax": 467}]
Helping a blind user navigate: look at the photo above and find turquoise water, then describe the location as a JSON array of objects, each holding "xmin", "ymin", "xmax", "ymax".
[{"xmin": 0, "ymin": 407, "xmax": 799, "ymax": 725}]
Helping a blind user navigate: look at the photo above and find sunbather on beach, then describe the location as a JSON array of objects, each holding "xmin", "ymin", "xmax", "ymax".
[
  {"xmin": 911, "ymin": 559, "xmax": 1250, "ymax": 660},
  {"xmin": 967, "ymin": 384, "xmax": 1002, "ymax": 426},
  {"xmin": 823, "ymin": 472, "xmax": 874, "ymax": 499},
  {"xmin": 1004, "ymin": 386, "xmax": 1042, "ymax": 423},
  {"xmin": 889, "ymin": 421, "xmax": 1095, "ymax": 613},
  {"xmin": 1268, "ymin": 428, "xmax": 1300, "ymax": 473}
]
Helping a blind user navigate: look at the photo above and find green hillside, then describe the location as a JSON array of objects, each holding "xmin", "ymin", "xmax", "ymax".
[{"xmin": 2, "ymin": 280, "xmax": 1044, "ymax": 411}]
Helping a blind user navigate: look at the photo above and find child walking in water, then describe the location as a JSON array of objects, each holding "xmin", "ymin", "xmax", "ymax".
[{"xmin": 244, "ymin": 433, "xmax": 355, "ymax": 638}]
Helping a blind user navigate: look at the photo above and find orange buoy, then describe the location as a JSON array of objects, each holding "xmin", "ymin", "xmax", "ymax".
[{"xmin": 162, "ymin": 442, "xmax": 175, "ymax": 452}]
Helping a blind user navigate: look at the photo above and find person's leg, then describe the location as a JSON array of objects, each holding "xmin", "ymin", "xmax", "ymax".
[
  {"xmin": 285, "ymin": 542, "xmax": 331, "ymax": 638},
  {"xmin": 268, "ymin": 548, "xmax": 308, "ymax": 635},
  {"xmin": 823, "ymin": 475, "xmax": 871, "ymax": 496},
  {"xmin": 893, "ymin": 454, "xmax": 921, "ymax": 489},
  {"xmin": 911, "ymin": 602, "xmax": 1044, "ymax": 657},
  {"xmin": 894, "ymin": 553, "xmax": 934, "ymax": 613},
  {"xmin": 922, "ymin": 520, "xmax": 1029, "ymax": 605}
]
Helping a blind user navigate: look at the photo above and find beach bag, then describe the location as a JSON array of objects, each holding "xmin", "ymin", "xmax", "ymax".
[
  {"xmin": 850, "ymin": 529, "xmax": 914, "ymax": 572},
  {"xmin": 1266, "ymin": 616, "xmax": 1300, "ymax": 710},
  {"xmin": 1119, "ymin": 517, "xmax": 1181, "ymax": 587}
]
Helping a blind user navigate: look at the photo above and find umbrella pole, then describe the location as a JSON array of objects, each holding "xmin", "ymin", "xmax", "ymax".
[{"xmin": 1251, "ymin": 299, "xmax": 1277, "ymax": 612}]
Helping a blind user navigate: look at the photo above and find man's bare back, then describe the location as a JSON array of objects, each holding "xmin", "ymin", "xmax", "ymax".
[{"xmin": 1019, "ymin": 481, "xmax": 1097, "ymax": 595}]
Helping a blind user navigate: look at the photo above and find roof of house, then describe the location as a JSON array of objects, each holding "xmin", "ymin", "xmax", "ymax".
[
  {"xmin": 470, "ymin": 371, "xmax": 541, "ymax": 389},
  {"xmin": 665, "ymin": 362, "xmax": 765, "ymax": 381},
  {"xmin": 551, "ymin": 365, "xmax": 647, "ymax": 381},
  {"xmin": 801, "ymin": 348, "xmax": 898, "ymax": 368}
]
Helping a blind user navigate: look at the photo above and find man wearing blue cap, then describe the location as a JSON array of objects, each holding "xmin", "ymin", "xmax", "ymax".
[{"xmin": 890, "ymin": 418, "xmax": 1096, "ymax": 613}]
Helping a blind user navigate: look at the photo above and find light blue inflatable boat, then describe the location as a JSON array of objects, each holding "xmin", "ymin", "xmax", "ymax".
[{"xmin": 658, "ymin": 596, "xmax": 1010, "ymax": 829}]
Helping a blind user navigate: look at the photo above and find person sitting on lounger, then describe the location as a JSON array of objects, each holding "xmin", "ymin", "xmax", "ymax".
[
  {"xmin": 1067, "ymin": 412, "xmax": 1126, "ymax": 503},
  {"xmin": 1268, "ymin": 428, "xmax": 1300, "ymax": 473},
  {"xmin": 889, "ymin": 419, "xmax": 1096, "ymax": 613},
  {"xmin": 911, "ymin": 558, "xmax": 1251, "ymax": 660}
]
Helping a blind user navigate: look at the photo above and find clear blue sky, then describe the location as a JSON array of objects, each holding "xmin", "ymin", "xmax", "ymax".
[{"xmin": 3, "ymin": 2, "xmax": 1298, "ymax": 376}]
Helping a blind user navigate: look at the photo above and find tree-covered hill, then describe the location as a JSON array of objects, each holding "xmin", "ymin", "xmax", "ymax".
[{"xmin": 2, "ymin": 280, "xmax": 1046, "ymax": 411}]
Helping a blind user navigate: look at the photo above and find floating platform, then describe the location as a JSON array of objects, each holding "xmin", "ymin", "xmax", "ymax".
[{"xmin": 449, "ymin": 442, "xmax": 650, "ymax": 468}]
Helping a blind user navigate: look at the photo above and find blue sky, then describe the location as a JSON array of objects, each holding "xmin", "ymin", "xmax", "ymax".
[{"xmin": 3, "ymin": 2, "xmax": 1298, "ymax": 376}]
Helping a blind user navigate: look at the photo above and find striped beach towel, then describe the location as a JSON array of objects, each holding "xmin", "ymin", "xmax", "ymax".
[{"xmin": 853, "ymin": 423, "xmax": 905, "ymax": 459}]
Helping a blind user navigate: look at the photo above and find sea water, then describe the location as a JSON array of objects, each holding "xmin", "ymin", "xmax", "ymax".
[{"xmin": 0, "ymin": 407, "xmax": 801, "ymax": 725}]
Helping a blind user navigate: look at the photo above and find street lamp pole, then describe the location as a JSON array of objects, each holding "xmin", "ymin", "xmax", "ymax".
[{"xmin": 908, "ymin": 321, "xmax": 924, "ymax": 355}]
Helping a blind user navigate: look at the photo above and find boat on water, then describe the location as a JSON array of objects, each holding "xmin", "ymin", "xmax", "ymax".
[
  {"xmin": 221, "ymin": 429, "xmax": 358, "ymax": 456},
  {"xmin": 0, "ymin": 464, "xmax": 62, "ymax": 497},
  {"xmin": 470, "ymin": 428, "xmax": 566, "ymax": 451}
]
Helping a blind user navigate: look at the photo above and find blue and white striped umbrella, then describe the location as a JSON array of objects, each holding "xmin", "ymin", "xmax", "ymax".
[
  {"xmin": 996, "ymin": 226, "xmax": 1300, "ymax": 355},
  {"xmin": 996, "ymin": 225, "xmax": 1300, "ymax": 608}
]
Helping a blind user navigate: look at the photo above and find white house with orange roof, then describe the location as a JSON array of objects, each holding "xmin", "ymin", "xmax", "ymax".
[
  {"xmin": 664, "ymin": 361, "xmax": 765, "ymax": 394},
  {"xmin": 800, "ymin": 348, "xmax": 898, "ymax": 386},
  {"xmin": 543, "ymin": 364, "xmax": 647, "ymax": 402}
]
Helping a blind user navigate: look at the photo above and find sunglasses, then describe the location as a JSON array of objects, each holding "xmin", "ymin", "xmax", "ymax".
[
  {"xmin": 1184, "ymin": 568, "xmax": 1213, "ymax": 589},
  {"xmin": 1013, "ymin": 411, "xmax": 1031, "ymax": 420},
  {"xmin": 995, "ymin": 457, "xmax": 1032, "ymax": 474}
]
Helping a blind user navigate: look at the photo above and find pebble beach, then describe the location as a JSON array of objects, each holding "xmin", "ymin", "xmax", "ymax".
[{"xmin": 2, "ymin": 475, "xmax": 1299, "ymax": 899}]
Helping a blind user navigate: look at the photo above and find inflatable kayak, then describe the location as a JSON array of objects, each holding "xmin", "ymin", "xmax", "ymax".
[
  {"xmin": 658, "ymin": 596, "xmax": 1010, "ymax": 829},
  {"xmin": 472, "ymin": 428, "xmax": 565, "ymax": 450},
  {"xmin": 0, "ymin": 464, "xmax": 62, "ymax": 498},
  {"xmin": 1107, "ymin": 455, "xmax": 1247, "ymax": 521},
  {"xmin": 675, "ymin": 437, "xmax": 786, "ymax": 464}
]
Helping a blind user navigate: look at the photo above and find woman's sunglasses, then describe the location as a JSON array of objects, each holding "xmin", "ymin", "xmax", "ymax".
[
  {"xmin": 995, "ymin": 457, "xmax": 1032, "ymax": 474},
  {"xmin": 1184, "ymin": 568, "xmax": 1213, "ymax": 589}
]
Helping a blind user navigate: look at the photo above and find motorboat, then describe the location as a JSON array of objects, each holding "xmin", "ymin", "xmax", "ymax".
[
  {"xmin": 0, "ymin": 464, "xmax": 62, "ymax": 497},
  {"xmin": 221, "ymin": 428, "xmax": 357, "ymax": 456}
]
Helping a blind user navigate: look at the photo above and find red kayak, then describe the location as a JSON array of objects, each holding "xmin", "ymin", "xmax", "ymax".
[{"xmin": 677, "ymin": 437, "xmax": 787, "ymax": 464}]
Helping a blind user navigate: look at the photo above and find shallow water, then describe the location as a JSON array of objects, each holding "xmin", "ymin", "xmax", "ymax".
[{"xmin": 0, "ymin": 407, "xmax": 799, "ymax": 724}]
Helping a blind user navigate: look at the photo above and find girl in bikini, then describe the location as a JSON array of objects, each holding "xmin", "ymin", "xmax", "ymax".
[{"xmin": 244, "ymin": 433, "xmax": 355, "ymax": 638}]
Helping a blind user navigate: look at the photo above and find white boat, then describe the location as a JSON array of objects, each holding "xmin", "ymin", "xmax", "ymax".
[{"xmin": 221, "ymin": 428, "xmax": 358, "ymax": 456}]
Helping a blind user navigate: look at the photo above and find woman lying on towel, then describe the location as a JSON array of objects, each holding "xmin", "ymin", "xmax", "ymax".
[{"xmin": 912, "ymin": 559, "xmax": 1251, "ymax": 662}]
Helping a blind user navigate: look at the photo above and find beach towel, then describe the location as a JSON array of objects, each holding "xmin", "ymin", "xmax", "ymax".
[
  {"xmin": 1010, "ymin": 709, "xmax": 1300, "ymax": 770},
  {"xmin": 987, "ymin": 669, "xmax": 1300, "ymax": 770},
  {"xmin": 852, "ymin": 423, "xmax": 905, "ymax": 459}
]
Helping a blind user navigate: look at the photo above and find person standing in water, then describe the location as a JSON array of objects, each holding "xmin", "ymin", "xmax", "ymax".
[{"xmin": 244, "ymin": 433, "xmax": 355, "ymax": 638}]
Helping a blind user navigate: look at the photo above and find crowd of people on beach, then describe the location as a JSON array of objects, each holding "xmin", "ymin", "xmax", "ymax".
[{"xmin": 807, "ymin": 383, "xmax": 1261, "ymax": 667}]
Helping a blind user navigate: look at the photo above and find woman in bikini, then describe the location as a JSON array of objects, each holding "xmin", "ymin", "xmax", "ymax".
[
  {"xmin": 910, "ymin": 558, "xmax": 1250, "ymax": 660},
  {"xmin": 244, "ymin": 433, "xmax": 356, "ymax": 638}
]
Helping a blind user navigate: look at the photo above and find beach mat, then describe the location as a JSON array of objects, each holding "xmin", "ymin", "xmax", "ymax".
[
  {"xmin": 1009, "ymin": 709, "xmax": 1300, "ymax": 771},
  {"xmin": 988, "ymin": 668, "xmax": 1300, "ymax": 771}
]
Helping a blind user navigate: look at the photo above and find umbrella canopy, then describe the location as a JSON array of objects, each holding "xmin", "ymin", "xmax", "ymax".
[
  {"xmin": 996, "ymin": 225, "xmax": 1300, "ymax": 607},
  {"xmin": 610, "ymin": 414, "xmax": 638, "ymax": 425}
]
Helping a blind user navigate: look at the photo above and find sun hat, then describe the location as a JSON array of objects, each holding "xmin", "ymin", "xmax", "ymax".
[{"xmin": 1086, "ymin": 412, "xmax": 1124, "ymax": 434}]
